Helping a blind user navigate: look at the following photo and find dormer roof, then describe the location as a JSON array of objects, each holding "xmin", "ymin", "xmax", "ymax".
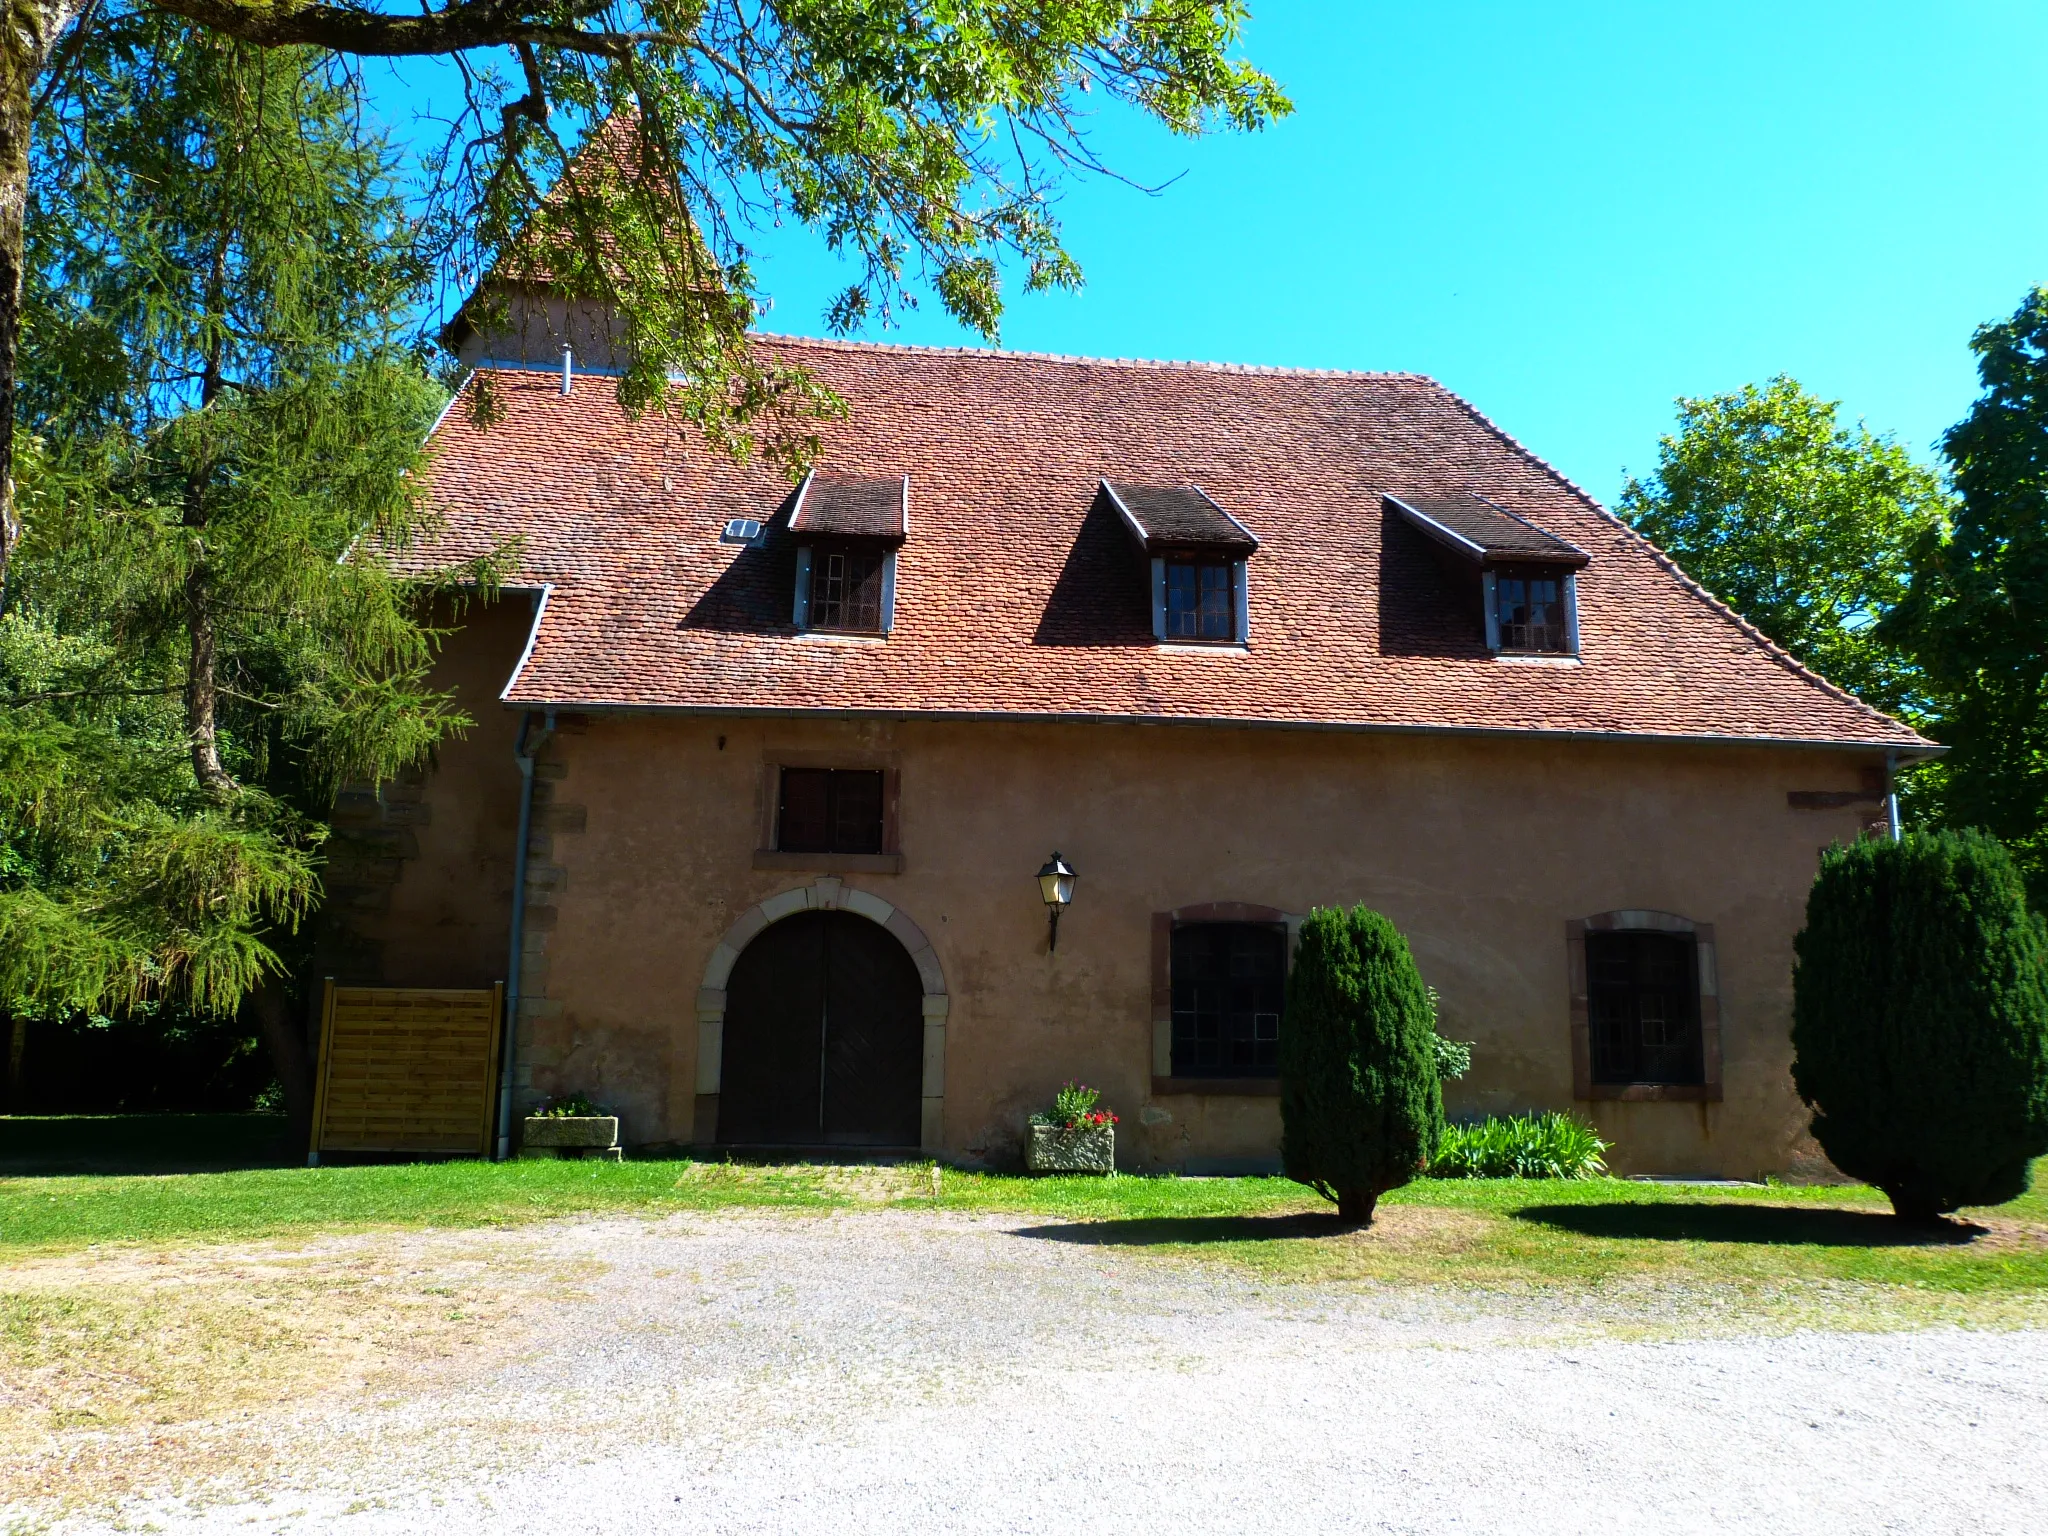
[
  {"xmin": 1102, "ymin": 481, "xmax": 1259, "ymax": 556},
  {"xmin": 789, "ymin": 473, "xmax": 909, "ymax": 543},
  {"xmin": 1387, "ymin": 493, "xmax": 1589, "ymax": 568}
]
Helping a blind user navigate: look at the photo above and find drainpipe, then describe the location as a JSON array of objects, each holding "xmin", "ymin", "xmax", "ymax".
[
  {"xmin": 1885, "ymin": 750, "xmax": 1902, "ymax": 843},
  {"xmin": 497, "ymin": 706, "xmax": 558, "ymax": 1159}
]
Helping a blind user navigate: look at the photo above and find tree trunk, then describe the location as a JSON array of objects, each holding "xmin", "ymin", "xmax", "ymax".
[
  {"xmin": 5, "ymin": 1012, "xmax": 24, "ymax": 1112},
  {"xmin": 0, "ymin": 0, "xmax": 86, "ymax": 594},
  {"xmin": 185, "ymin": 561, "xmax": 232, "ymax": 795},
  {"xmin": 248, "ymin": 976, "xmax": 312, "ymax": 1144},
  {"xmin": 1884, "ymin": 1184, "xmax": 1946, "ymax": 1225},
  {"xmin": 1336, "ymin": 1187, "xmax": 1379, "ymax": 1226},
  {"xmin": 181, "ymin": 242, "xmax": 232, "ymax": 796}
]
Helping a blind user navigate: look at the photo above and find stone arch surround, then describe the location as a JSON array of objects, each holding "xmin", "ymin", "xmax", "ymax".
[{"xmin": 693, "ymin": 878, "xmax": 949, "ymax": 1150}]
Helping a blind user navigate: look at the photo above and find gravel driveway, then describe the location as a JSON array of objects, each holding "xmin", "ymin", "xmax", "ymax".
[{"xmin": 38, "ymin": 1208, "xmax": 2048, "ymax": 1534}]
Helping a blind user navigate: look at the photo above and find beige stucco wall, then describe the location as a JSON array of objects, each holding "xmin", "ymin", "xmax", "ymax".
[
  {"xmin": 322, "ymin": 596, "xmax": 535, "ymax": 988},
  {"xmin": 430, "ymin": 691, "xmax": 1882, "ymax": 1180}
]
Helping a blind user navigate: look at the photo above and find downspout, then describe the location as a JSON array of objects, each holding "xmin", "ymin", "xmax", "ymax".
[
  {"xmin": 1885, "ymin": 750, "xmax": 1903, "ymax": 843},
  {"xmin": 497, "ymin": 705, "xmax": 557, "ymax": 1159}
]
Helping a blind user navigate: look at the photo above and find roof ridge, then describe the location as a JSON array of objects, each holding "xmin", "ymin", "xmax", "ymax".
[
  {"xmin": 748, "ymin": 329, "xmax": 1434, "ymax": 381},
  {"xmin": 1428, "ymin": 383, "xmax": 1919, "ymax": 738}
]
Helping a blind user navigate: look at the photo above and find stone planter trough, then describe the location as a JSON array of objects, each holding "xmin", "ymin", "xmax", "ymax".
[
  {"xmin": 520, "ymin": 1115, "xmax": 621, "ymax": 1161},
  {"xmin": 1026, "ymin": 1121, "xmax": 1115, "ymax": 1174}
]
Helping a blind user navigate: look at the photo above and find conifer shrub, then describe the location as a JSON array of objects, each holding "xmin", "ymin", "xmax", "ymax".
[
  {"xmin": 1279, "ymin": 905, "xmax": 1444, "ymax": 1224},
  {"xmin": 1793, "ymin": 829, "xmax": 2048, "ymax": 1220}
]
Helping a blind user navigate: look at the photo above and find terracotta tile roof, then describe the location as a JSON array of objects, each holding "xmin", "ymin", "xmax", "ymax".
[{"xmin": 408, "ymin": 335, "xmax": 1930, "ymax": 752}]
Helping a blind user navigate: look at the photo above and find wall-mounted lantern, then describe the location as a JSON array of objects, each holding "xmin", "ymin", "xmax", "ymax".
[{"xmin": 1037, "ymin": 852, "xmax": 1077, "ymax": 952}]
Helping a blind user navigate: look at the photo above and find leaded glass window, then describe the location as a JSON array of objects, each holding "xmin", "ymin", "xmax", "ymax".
[
  {"xmin": 1170, "ymin": 922, "xmax": 1286, "ymax": 1077},
  {"xmin": 1165, "ymin": 559, "xmax": 1236, "ymax": 642},
  {"xmin": 1493, "ymin": 567, "xmax": 1569, "ymax": 652},
  {"xmin": 811, "ymin": 548, "xmax": 885, "ymax": 632},
  {"xmin": 1587, "ymin": 931, "xmax": 1703, "ymax": 1085}
]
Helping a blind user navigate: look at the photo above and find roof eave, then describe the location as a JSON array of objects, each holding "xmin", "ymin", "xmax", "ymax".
[{"xmin": 493, "ymin": 693, "xmax": 1941, "ymax": 758}]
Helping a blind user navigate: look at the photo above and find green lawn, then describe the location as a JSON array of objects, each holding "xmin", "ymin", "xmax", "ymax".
[{"xmin": 3, "ymin": 1116, "xmax": 2045, "ymax": 1324}]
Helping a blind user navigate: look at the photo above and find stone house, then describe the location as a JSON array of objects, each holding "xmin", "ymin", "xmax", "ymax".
[{"xmin": 335, "ymin": 318, "xmax": 1933, "ymax": 1177}]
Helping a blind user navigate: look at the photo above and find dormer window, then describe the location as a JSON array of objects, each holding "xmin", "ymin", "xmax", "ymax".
[
  {"xmin": 1102, "ymin": 480, "xmax": 1259, "ymax": 647},
  {"xmin": 1491, "ymin": 566, "xmax": 1572, "ymax": 653},
  {"xmin": 811, "ymin": 548, "xmax": 887, "ymax": 631},
  {"xmin": 789, "ymin": 473, "xmax": 908, "ymax": 636},
  {"xmin": 1385, "ymin": 493, "xmax": 1587, "ymax": 657},
  {"xmin": 1165, "ymin": 558, "xmax": 1238, "ymax": 641}
]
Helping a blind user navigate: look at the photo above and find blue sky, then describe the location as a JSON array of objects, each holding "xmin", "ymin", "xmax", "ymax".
[{"xmin": 404, "ymin": 3, "xmax": 2048, "ymax": 505}]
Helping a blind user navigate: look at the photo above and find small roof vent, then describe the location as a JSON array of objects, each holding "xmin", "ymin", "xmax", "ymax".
[
  {"xmin": 1385, "ymin": 493, "xmax": 1588, "ymax": 568},
  {"xmin": 1101, "ymin": 480, "xmax": 1259, "ymax": 556},
  {"xmin": 788, "ymin": 472, "xmax": 909, "ymax": 543}
]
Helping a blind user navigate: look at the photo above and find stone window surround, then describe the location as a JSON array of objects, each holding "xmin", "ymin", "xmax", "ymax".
[
  {"xmin": 694, "ymin": 877, "xmax": 947, "ymax": 1148},
  {"xmin": 752, "ymin": 751, "xmax": 904, "ymax": 874},
  {"xmin": 1150, "ymin": 902, "xmax": 1303, "ymax": 1097},
  {"xmin": 1566, "ymin": 909, "xmax": 1723, "ymax": 1103}
]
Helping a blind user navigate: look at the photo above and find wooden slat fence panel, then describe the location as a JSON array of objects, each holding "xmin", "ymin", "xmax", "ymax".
[{"xmin": 308, "ymin": 981, "xmax": 504, "ymax": 1160}]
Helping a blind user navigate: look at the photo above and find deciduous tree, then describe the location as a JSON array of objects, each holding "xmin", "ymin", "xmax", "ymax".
[
  {"xmin": 1618, "ymin": 376, "xmax": 1947, "ymax": 719},
  {"xmin": 0, "ymin": 0, "xmax": 1290, "ymax": 588},
  {"xmin": 1885, "ymin": 288, "xmax": 2048, "ymax": 895}
]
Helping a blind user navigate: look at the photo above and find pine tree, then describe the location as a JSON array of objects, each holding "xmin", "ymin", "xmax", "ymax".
[
  {"xmin": 1279, "ymin": 905, "xmax": 1444, "ymax": 1225},
  {"xmin": 2, "ymin": 27, "xmax": 498, "ymax": 1117},
  {"xmin": 1792, "ymin": 830, "xmax": 2048, "ymax": 1220}
]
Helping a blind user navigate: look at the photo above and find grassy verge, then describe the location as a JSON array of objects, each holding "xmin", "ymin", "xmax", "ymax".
[
  {"xmin": 0, "ymin": 1156, "xmax": 848, "ymax": 1251},
  {"xmin": 1, "ymin": 1116, "xmax": 2043, "ymax": 1321}
]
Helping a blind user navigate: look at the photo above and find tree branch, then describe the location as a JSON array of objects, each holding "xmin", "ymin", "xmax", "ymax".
[{"xmin": 141, "ymin": 0, "xmax": 678, "ymax": 59}]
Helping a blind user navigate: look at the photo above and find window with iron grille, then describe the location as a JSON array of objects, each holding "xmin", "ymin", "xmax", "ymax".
[
  {"xmin": 810, "ymin": 548, "xmax": 885, "ymax": 632},
  {"xmin": 1170, "ymin": 922, "xmax": 1286, "ymax": 1077},
  {"xmin": 1493, "ymin": 566, "xmax": 1570, "ymax": 652},
  {"xmin": 777, "ymin": 768, "xmax": 885, "ymax": 854},
  {"xmin": 1587, "ymin": 931, "xmax": 1703, "ymax": 1085},
  {"xmin": 1165, "ymin": 559, "xmax": 1237, "ymax": 642}
]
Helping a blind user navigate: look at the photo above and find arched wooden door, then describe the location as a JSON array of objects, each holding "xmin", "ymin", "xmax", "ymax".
[{"xmin": 719, "ymin": 910, "xmax": 924, "ymax": 1148}]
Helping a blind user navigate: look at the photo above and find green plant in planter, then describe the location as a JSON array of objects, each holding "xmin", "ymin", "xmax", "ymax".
[
  {"xmin": 1279, "ymin": 905, "xmax": 1443, "ymax": 1225},
  {"xmin": 535, "ymin": 1094, "xmax": 605, "ymax": 1119},
  {"xmin": 1029, "ymin": 1082, "xmax": 1119, "ymax": 1130}
]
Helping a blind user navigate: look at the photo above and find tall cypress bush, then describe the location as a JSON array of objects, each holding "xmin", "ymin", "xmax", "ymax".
[
  {"xmin": 1792, "ymin": 829, "xmax": 2048, "ymax": 1219},
  {"xmin": 1279, "ymin": 905, "xmax": 1443, "ymax": 1225}
]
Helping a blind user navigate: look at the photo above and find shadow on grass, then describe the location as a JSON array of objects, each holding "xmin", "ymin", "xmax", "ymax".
[
  {"xmin": 1012, "ymin": 1212, "xmax": 1351, "ymax": 1247},
  {"xmin": 1515, "ymin": 1202, "xmax": 1987, "ymax": 1247},
  {"xmin": 0, "ymin": 1113, "xmax": 297, "ymax": 1176}
]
